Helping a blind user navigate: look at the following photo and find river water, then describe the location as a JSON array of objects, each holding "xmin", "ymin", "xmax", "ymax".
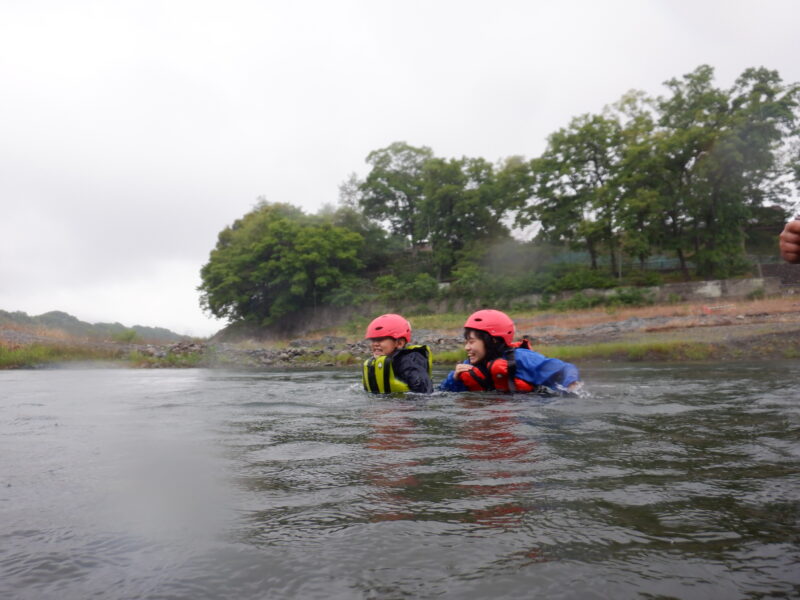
[{"xmin": 1, "ymin": 364, "xmax": 798, "ymax": 599}]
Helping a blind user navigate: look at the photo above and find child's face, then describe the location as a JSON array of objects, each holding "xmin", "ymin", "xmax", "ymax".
[
  {"xmin": 370, "ymin": 336, "xmax": 404, "ymax": 358},
  {"xmin": 464, "ymin": 331, "xmax": 487, "ymax": 364}
]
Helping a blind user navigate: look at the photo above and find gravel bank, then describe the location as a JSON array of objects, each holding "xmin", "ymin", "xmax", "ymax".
[{"xmin": 4, "ymin": 305, "xmax": 800, "ymax": 367}]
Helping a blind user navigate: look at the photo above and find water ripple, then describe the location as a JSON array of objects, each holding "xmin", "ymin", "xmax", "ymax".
[{"xmin": 0, "ymin": 365, "xmax": 798, "ymax": 599}]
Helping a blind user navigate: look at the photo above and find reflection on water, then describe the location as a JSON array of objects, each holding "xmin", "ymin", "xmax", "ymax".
[{"xmin": 0, "ymin": 364, "xmax": 798, "ymax": 599}]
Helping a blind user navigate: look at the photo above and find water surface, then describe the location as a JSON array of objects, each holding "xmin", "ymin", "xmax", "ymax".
[{"xmin": 1, "ymin": 364, "xmax": 798, "ymax": 599}]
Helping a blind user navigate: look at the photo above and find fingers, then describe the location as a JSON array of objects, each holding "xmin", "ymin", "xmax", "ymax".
[
  {"xmin": 785, "ymin": 220, "xmax": 800, "ymax": 235},
  {"xmin": 780, "ymin": 222, "xmax": 800, "ymax": 242},
  {"xmin": 780, "ymin": 221, "xmax": 800, "ymax": 264},
  {"xmin": 781, "ymin": 249, "xmax": 800, "ymax": 264}
]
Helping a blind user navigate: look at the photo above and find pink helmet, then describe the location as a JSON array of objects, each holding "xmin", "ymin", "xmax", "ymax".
[
  {"xmin": 464, "ymin": 309, "xmax": 515, "ymax": 345},
  {"xmin": 365, "ymin": 314, "xmax": 411, "ymax": 343}
]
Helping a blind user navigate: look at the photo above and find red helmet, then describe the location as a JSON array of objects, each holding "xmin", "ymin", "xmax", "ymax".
[
  {"xmin": 464, "ymin": 309, "xmax": 515, "ymax": 345},
  {"xmin": 365, "ymin": 314, "xmax": 411, "ymax": 342}
]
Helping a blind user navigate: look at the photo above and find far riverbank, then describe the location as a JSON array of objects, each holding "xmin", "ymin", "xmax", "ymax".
[{"xmin": 2, "ymin": 297, "xmax": 800, "ymax": 369}]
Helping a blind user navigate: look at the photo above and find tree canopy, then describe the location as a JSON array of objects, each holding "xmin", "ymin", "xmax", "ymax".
[
  {"xmin": 199, "ymin": 202, "xmax": 364, "ymax": 325},
  {"xmin": 199, "ymin": 65, "xmax": 800, "ymax": 326}
]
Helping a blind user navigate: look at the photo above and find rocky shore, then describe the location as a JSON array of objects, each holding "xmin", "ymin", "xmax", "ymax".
[
  {"xmin": 4, "ymin": 299, "xmax": 800, "ymax": 368},
  {"xmin": 138, "ymin": 331, "xmax": 465, "ymax": 369},
  {"xmin": 194, "ymin": 304, "xmax": 800, "ymax": 367},
  {"xmin": 110, "ymin": 307, "xmax": 800, "ymax": 366}
]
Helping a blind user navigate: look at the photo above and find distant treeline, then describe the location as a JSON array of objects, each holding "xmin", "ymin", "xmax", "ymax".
[
  {"xmin": 199, "ymin": 65, "xmax": 799, "ymax": 327},
  {"xmin": 0, "ymin": 310, "xmax": 189, "ymax": 343}
]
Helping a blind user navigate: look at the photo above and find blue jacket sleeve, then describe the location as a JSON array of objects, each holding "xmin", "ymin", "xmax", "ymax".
[
  {"xmin": 514, "ymin": 348, "xmax": 580, "ymax": 390},
  {"xmin": 438, "ymin": 361, "xmax": 469, "ymax": 392}
]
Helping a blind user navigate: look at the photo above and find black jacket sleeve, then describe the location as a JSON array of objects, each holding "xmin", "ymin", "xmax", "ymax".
[{"xmin": 393, "ymin": 351, "xmax": 434, "ymax": 394}]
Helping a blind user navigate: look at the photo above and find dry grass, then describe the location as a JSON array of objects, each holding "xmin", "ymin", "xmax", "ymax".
[
  {"xmin": 0, "ymin": 321, "xmax": 189, "ymax": 346},
  {"xmin": 0, "ymin": 341, "xmax": 125, "ymax": 368},
  {"xmin": 269, "ymin": 296, "xmax": 800, "ymax": 343},
  {"xmin": 513, "ymin": 296, "xmax": 800, "ymax": 332},
  {"xmin": 536, "ymin": 340, "xmax": 716, "ymax": 362},
  {"xmin": 0, "ymin": 321, "xmax": 80, "ymax": 342}
]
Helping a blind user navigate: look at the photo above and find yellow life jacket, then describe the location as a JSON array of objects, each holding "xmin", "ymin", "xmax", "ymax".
[{"xmin": 362, "ymin": 345, "xmax": 432, "ymax": 393}]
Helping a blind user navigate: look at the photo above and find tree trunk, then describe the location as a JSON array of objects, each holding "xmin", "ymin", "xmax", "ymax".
[
  {"xmin": 587, "ymin": 239, "xmax": 598, "ymax": 269},
  {"xmin": 606, "ymin": 223, "xmax": 617, "ymax": 276},
  {"xmin": 677, "ymin": 247, "xmax": 690, "ymax": 281},
  {"xmin": 609, "ymin": 246, "xmax": 618, "ymax": 277}
]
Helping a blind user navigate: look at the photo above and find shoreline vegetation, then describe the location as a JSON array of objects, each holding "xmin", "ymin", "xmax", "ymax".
[
  {"xmin": 197, "ymin": 66, "xmax": 799, "ymax": 337},
  {"xmin": 3, "ymin": 296, "xmax": 800, "ymax": 370}
]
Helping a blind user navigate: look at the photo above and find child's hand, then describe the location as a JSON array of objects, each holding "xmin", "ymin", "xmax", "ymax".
[
  {"xmin": 567, "ymin": 381, "xmax": 583, "ymax": 392},
  {"xmin": 454, "ymin": 363, "xmax": 472, "ymax": 381}
]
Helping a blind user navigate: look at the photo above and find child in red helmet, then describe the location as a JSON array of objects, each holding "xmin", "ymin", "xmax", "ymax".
[
  {"xmin": 439, "ymin": 309, "xmax": 581, "ymax": 394},
  {"xmin": 362, "ymin": 314, "xmax": 434, "ymax": 394}
]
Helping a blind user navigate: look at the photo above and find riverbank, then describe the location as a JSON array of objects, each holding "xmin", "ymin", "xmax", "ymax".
[{"xmin": 3, "ymin": 297, "xmax": 800, "ymax": 369}]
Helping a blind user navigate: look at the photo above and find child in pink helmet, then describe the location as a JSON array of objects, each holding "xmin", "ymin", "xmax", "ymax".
[
  {"xmin": 440, "ymin": 309, "xmax": 581, "ymax": 395},
  {"xmin": 362, "ymin": 314, "xmax": 433, "ymax": 394}
]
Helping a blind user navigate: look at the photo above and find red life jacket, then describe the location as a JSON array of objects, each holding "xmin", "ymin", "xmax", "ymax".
[
  {"xmin": 457, "ymin": 356, "xmax": 535, "ymax": 393},
  {"xmin": 489, "ymin": 359, "xmax": 535, "ymax": 392},
  {"xmin": 510, "ymin": 338, "xmax": 532, "ymax": 350}
]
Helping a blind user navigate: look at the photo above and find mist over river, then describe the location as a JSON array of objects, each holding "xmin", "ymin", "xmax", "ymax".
[{"xmin": 1, "ymin": 364, "xmax": 798, "ymax": 599}]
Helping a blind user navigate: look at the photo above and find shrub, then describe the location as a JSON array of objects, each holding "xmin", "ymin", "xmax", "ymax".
[
  {"xmin": 553, "ymin": 292, "xmax": 605, "ymax": 310},
  {"xmin": 537, "ymin": 293, "xmax": 554, "ymax": 310},
  {"xmin": 344, "ymin": 315, "xmax": 371, "ymax": 336},
  {"xmin": 666, "ymin": 293, "xmax": 682, "ymax": 304},
  {"xmin": 373, "ymin": 272, "xmax": 439, "ymax": 305},
  {"xmin": 111, "ymin": 329, "xmax": 139, "ymax": 343},
  {"xmin": 326, "ymin": 276, "xmax": 373, "ymax": 307},
  {"xmin": 548, "ymin": 287, "xmax": 653, "ymax": 312},
  {"xmin": 546, "ymin": 267, "xmax": 617, "ymax": 292},
  {"xmin": 407, "ymin": 273, "xmax": 439, "ymax": 301},
  {"xmin": 375, "ymin": 274, "xmax": 402, "ymax": 303},
  {"xmin": 510, "ymin": 299, "xmax": 537, "ymax": 312},
  {"xmin": 449, "ymin": 263, "xmax": 482, "ymax": 297},
  {"xmin": 128, "ymin": 350, "xmax": 203, "ymax": 368},
  {"xmin": 606, "ymin": 287, "xmax": 654, "ymax": 307},
  {"xmin": 625, "ymin": 270, "xmax": 663, "ymax": 287},
  {"xmin": 409, "ymin": 305, "xmax": 433, "ymax": 315}
]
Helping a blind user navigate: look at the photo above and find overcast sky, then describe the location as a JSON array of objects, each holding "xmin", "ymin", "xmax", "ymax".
[{"xmin": 1, "ymin": 0, "xmax": 798, "ymax": 337}]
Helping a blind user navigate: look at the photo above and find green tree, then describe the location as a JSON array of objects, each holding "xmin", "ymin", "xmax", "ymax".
[
  {"xmin": 494, "ymin": 155, "xmax": 537, "ymax": 237},
  {"xmin": 358, "ymin": 141, "xmax": 434, "ymax": 246},
  {"xmin": 449, "ymin": 262, "xmax": 482, "ymax": 299},
  {"xmin": 524, "ymin": 113, "xmax": 625, "ymax": 272},
  {"xmin": 654, "ymin": 65, "xmax": 798, "ymax": 277},
  {"xmin": 199, "ymin": 202, "xmax": 364, "ymax": 325},
  {"xmin": 318, "ymin": 202, "xmax": 401, "ymax": 272},
  {"xmin": 525, "ymin": 65, "xmax": 799, "ymax": 280},
  {"xmin": 612, "ymin": 91, "xmax": 664, "ymax": 269},
  {"xmin": 420, "ymin": 156, "xmax": 509, "ymax": 278}
]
